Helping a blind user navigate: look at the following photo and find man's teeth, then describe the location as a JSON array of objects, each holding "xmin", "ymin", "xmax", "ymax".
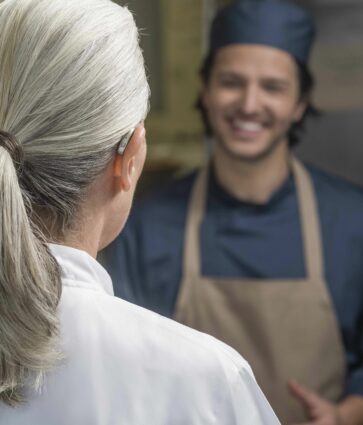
[{"xmin": 233, "ymin": 121, "xmax": 263, "ymax": 132}]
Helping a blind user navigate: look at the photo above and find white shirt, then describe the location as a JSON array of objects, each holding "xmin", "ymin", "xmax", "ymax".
[{"xmin": 0, "ymin": 244, "xmax": 280, "ymax": 425}]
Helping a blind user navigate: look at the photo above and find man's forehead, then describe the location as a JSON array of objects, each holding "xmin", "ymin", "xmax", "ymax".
[{"xmin": 212, "ymin": 44, "xmax": 299, "ymax": 79}]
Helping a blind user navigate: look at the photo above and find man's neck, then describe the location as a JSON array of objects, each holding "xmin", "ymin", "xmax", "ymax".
[{"xmin": 212, "ymin": 143, "xmax": 291, "ymax": 205}]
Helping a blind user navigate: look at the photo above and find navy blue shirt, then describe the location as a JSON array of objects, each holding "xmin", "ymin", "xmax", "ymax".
[{"xmin": 103, "ymin": 163, "xmax": 363, "ymax": 397}]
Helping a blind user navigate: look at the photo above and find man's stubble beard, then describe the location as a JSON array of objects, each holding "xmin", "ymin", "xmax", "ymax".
[{"xmin": 213, "ymin": 131, "xmax": 290, "ymax": 166}]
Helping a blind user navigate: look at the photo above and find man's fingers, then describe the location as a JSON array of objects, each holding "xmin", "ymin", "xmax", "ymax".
[{"xmin": 288, "ymin": 380, "xmax": 322, "ymax": 410}]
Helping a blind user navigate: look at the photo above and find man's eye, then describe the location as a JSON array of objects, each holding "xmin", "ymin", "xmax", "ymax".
[
  {"xmin": 219, "ymin": 79, "xmax": 241, "ymax": 88},
  {"xmin": 263, "ymin": 82, "xmax": 285, "ymax": 93}
]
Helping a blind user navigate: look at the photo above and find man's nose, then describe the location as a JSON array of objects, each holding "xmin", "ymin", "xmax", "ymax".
[{"xmin": 239, "ymin": 85, "xmax": 260, "ymax": 115}]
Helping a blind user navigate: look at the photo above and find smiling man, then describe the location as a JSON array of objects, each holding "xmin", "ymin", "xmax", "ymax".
[{"xmin": 103, "ymin": 1, "xmax": 363, "ymax": 423}]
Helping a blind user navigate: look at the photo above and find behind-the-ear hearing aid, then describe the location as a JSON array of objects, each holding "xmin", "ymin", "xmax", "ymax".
[{"xmin": 117, "ymin": 128, "xmax": 135, "ymax": 155}]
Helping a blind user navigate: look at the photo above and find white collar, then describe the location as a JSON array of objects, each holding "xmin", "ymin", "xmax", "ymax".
[{"xmin": 49, "ymin": 244, "xmax": 114, "ymax": 296}]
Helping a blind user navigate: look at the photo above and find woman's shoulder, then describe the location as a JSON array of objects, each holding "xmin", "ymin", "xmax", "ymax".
[
  {"xmin": 12, "ymin": 287, "xmax": 277, "ymax": 424},
  {"xmin": 61, "ymin": 286, "xmax": 249, "ymax": 378}
]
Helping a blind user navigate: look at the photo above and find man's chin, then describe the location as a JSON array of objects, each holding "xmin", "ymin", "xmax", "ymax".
[
  {"xmin": 216, "ymin": 137, "xmax": 288, "ymax": 163},
  {"xmin": 221, "ymin": 143, "xmax": 273, "ymax": 163}
]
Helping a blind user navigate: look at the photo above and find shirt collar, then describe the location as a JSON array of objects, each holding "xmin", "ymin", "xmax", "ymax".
[
  {"xmin": 209, "ymin": 162, "xmax": 295, "ymax": 211},
  {"xmin": 49, "ymin": 244, "xmax": 114, "ymax": 296}
]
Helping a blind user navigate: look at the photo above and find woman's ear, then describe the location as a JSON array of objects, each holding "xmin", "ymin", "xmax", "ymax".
[{"xmin": 113, "ymin": 125, "xmax": 146, "ymax": 192}]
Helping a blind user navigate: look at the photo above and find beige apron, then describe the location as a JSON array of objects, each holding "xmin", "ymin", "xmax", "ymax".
[{"xmin": 174, "ymin": 158, "xmax": 345, "ymax": 424}]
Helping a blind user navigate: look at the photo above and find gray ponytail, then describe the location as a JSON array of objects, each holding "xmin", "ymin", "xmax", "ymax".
[
  {"xmin": 0, "ymin": 0, "xmax": 149, "ymax": 405},
  {"xmin": 0, "ymin": 141, "xmax": 61, "ymax": 405}
]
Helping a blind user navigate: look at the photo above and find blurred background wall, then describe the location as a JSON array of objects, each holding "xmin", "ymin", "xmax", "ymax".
[
  {"xmin": 117, "ymin": 0, "xmax": 363, "ymax": 190},
  {"xmin": 293, "ymin": 0, "xmax": 363, "ymax": 186}
]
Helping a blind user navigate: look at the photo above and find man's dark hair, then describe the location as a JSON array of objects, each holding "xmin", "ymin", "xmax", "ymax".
[{"xmin": 195, "ymin": 50, "xmax": 320, "ymax": 147}]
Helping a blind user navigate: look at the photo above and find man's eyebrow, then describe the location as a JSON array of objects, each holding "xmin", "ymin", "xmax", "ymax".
[
  {"xmin": 262, "ymin": 77, "xmax": 289, "ymax": 83},
  {"xmin": 215, "ymin": 71, "xmax": 244, "ymax": 78},
  {"xmin": 216, "ymin": 72, "xmax": 291, "ymax": 85}
]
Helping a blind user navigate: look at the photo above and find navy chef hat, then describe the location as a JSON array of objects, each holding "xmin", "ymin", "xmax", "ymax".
[{"xmin": 210, "ymin": 0, "xmax": 316, "ymax": 65}]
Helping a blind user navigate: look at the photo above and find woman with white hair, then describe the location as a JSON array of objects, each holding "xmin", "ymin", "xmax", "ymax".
[{"xmin": 0, "ymin": 0, "xmax": 280, "ymax": 423}]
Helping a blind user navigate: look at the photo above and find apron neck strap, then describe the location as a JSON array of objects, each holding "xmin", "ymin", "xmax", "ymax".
[
  {"xmin": 291, "ymin": 157, "xmax": 324, "ymax": 280},
  {"xmin": 182, "ymin": 167, "xmax": 208, "ymax": 279},
  {"xmin": 182, "ymin": 157, "xmax": 324, "ymax": 280}
]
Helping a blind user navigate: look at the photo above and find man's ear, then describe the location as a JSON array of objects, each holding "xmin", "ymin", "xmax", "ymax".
[
  {"xmin": 113, "ymin": 125, "xmax": 146, "ymax": 192},
  {"xmin": 293, "ymin": 97, "xmax": 308, "ymax": 123},
  {"xmin": 200, "ymin": 83, "xmax": 210, "ymax": 110}
]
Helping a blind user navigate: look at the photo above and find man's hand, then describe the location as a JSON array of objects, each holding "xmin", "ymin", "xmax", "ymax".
[{"xmin": 288, "ymin": 380, "xmax": 342, "ymax": 425}]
